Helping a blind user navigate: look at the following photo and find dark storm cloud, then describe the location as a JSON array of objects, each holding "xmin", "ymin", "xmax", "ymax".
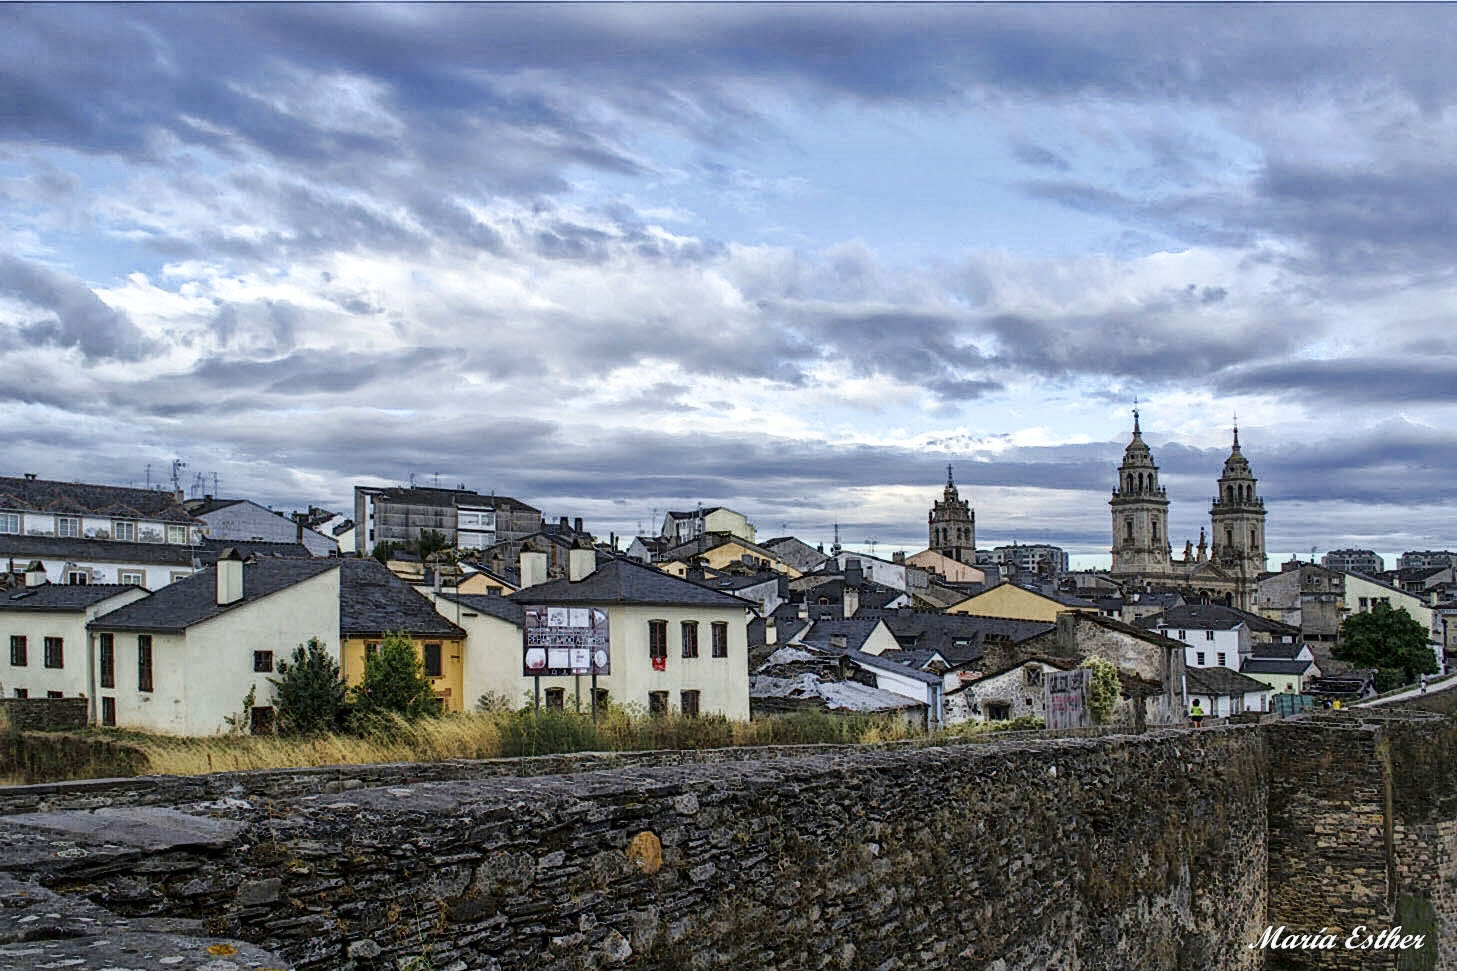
[
  {"xmin": 1214, "ymin": 358, "xmax": 1457, "ymax": 405},
  {"xmin": 0, "ymin": 255, "xmax": 153, "ymax": 361}
]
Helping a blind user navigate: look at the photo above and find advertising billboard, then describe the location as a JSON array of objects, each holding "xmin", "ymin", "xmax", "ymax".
[{"xmin": 522, "ymin": 605, "xmax": 610, "ymax": 677}]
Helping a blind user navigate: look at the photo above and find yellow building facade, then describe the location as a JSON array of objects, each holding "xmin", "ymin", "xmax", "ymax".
[{"xmin": 947, "ymin": 582, "xmax": 1099, "ymax": 623}]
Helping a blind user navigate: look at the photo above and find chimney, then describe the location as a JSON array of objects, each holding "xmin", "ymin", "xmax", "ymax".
[
  {"xmin": 574, "ymin": 517, "xmax": 583, "ymax": 534},
  {"xmin": 843, "ymin": 583, "xmax": 859, "ymax": 619},
  {"xmin": 519, "ymin": 549, "xmax": 549, "ymax": 589},
  {"xmin": 24, "ymin": 473, "xmax": 37, "ymax": 481},
  {"xmin": 844, "ymin": 558, "xmax": 863, "ymax": 587},
  {"xmin": 765, "ymin": 617, "xmax": 777, "ymax": 646},
  {"xmin": 568, "ymin": 538, "xmax": 596, "ymax": 582},
  {"xmin": 24, "ymin": 561, "xmax": 47, "ymax": 587},
  {"xmin": 216, "ymin": 547, "xmax": 245, "ymax": 605},
  {"xmin": 559, "ymin": 516, "xmax": 570, "ymax": 530},
  {"xmin": 892, "ymin": 551, "xmax": 905, "ymax": 564}
]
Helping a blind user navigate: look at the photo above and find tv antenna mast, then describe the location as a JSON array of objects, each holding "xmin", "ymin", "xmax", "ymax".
[{"xmin": 170, "ymin": 459, "xmax": 187, "ymax": 493}]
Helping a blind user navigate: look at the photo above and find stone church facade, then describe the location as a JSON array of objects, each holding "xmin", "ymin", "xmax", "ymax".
[
  {"xmin": 929, "ymin": 465, "xmax": 975, "ymax": 564},
  {"xmin": 1109, "ymin": 412, "xmax": 1267, "ymax": 610}
]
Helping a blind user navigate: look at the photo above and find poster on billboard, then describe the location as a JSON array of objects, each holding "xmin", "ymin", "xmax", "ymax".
[
  {"xmin": 522, "ymin": 605, "xmax": 610, "ymax": 676},
  {"xmin": 1044, "ymin": 667, "xmax": 1091, "ymax": 730}
]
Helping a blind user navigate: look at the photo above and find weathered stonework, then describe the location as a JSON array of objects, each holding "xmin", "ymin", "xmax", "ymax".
[
  {"xmin": 0, "ymin": 696, "xmax": 87, "ymax": 732},
  {"xmin": 0, "ymin": 712, "xmax": 1453, "ymax": 971}
]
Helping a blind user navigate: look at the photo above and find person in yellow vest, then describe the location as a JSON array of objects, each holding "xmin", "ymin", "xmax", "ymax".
[
  {"xmin": 1331, "ymin": 698, "xmax": 1341, "ymax": 711},
  {"xmin": 1189, "ymin": 699, "xmax": 1205, "ymax": 727}
]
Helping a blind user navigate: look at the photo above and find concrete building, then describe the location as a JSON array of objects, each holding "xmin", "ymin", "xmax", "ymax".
[
  {"xmin": 1144, "ymin": 604, "xmax": 1252, "ymax": 671},
  {"xmin": 1184, "ymin": 665, "xmax": 1271, "ymax": 718},
  {"xmin": 86, "ymin": 552, "xmax": 341, "ymax": 735},
  {"xmin": 185, "ymin": 498, "xmax": 336, "ymax": 556},
  {"xmin": 978, "ymin": 543, "xmax": 1069, "ymax": 576},
  {"xmin": 928, "ymin": 465, "xmax": 975, "ymax": 565},
  {"xmin": 1396, "ymin": 550, "xmax": 1456, "ymax": 571},
  {"xmin": 509, "ymin": 554, "xmax": 753, "ymax": 719},
  {"xmin": 0, "ymin": 578, "xmax": 148, "ymax": 709},
  {"xmin": 354, "ymin": 485, "xmax": 541, "ymax": 556},
  {"xmin": 660, "ymin": 507, "xmax": 756, "ymax": 545},
  {"xmin": 1255, "ymin": 562, "xmax": 1345, "ymax": 644},
  {"xmin": 1321, "ymin": 549, "xmax": 1385, "ymax": 575}
]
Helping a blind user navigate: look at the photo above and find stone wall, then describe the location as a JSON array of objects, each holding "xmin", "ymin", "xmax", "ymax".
[
  {"xmin": 2, "ymin": 728, "xmax": 1270, "ymax": 971},
  {"xmin": 0, "ymin": 697, "xmax": 87, "ymax": 732},
  {"xmin": 4, "ymin": 713, "xmax": 1457, "ymax": 971}
]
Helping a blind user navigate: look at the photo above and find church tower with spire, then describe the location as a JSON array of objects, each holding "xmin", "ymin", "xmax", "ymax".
[
  {"xmin": 929, "ymin": 464, "xmax": 975, "ymax": 564},
  {"xmin": 1110, "ymin": 407, "xmax": 1173, "ymax": 579},
  {"xmin": 1209, "ymin": 422, "xmax": 1266, "ymax": 607}
]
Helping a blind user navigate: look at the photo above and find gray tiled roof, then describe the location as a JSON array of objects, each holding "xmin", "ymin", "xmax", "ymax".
[
  {"xmin": 340, "ymin": 559, "xmax": 466, "ymax": 638},
  {"xmin": 184, "ymin": 497, "xmax": 244, "ymax": 516},
  {"xmin": 1143, "ymin": 604, "xmax": 1249, "ymax": 631},
  {"xmin": 0, "ymin": 475, "xmax": 197, "ymax": 522},
  {"xmin": 1186, "ymin": 665, "xmax": 1272, "ymax": 696},
  {"xmin": 372, "ymin": 486, "xmax": 539, "ymax": 514},
  {"xmin": 88, "ymin": 559, "xmax": 338, "ymax": 633},
  {"xmin": 198, "ymin": 538, "xmax": 315, "ymax": 561},
  {"xmin": 845, "ymin": 649, "xmax": 944, "ymax": 685},
  {"xmin": 1249, "ymin": 641, "xmax": 1305, "ymax": 660},
  {"xmin": 799, "ymin": 618, "xmax": 886, "ymax": 654},
  {"xmin": 438, "ymin": 593, "xmax": 524, "ymax": 626},
  {"xmin": 1241, "ymin": 658, "xmax": 1312, "ymax": 676},
  {"xmin": 0, "ymin": 534, "xmax": 197, "ymax": 566},
  {"xmin": 0, "ymin": 583, "xmax": 143, "ymax": 612},
  {"xmin": 508, "ymin": 558, "xmax": 750, "ymax": 608}
]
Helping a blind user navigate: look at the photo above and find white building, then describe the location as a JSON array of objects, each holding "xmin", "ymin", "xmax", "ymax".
[
  {"xmin": 86, "ymin": 551, "xmax": 340, "ymax": 735},
  {"xmin": 1147, "ymin": 604, "xmax": 1252, "ymax": 670},
  {"xmin": 1, "ymin": 574, "xmax": 148, "ymax": 708},
  {"xmin": 1184, "ymin": 665, "xmax": 1271, "ymax": 718},
  {"xmin": 186, "ymin": 498, "xmax": 337, "ymax": 556},
  {"xmin": 660, "ymin": 507, "xmax": 757, "ymax": 545}
]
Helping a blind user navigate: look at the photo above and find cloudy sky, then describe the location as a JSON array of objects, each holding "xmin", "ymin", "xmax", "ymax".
[{"xmin": 3, "ymin": 4, "xmax": 1455, "ymax": 566}]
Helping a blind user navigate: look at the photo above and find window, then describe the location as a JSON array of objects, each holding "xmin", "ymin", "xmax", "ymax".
[
  {"xmin": 648, "ymin": 690, "xmax": 669, "ymax": 716},
  {"xmin": 44, "ymin": 637, "xmax": 63, "ymax": 669},
  {"xmin": 1217, "ymin": 652, "xmax": 1227, "ymax": 667},
  {"xmin": 711, "ymin": 622, "xmax": 728, "ymax": 658},
  {"xmin": 250, "ymin": 706, "xmax": 275, "ymax": 735},
  {"xmin": 101, "ymin": 696, "xmax": 116, "ymax": 726},
  {"xmin": 1359, "ymin": 597, "xmax": 1369, "ymax": 610},
  {"xmin": 167, "ymin": 524, "xmax": 188, "ymax": 545},
  {"xmin": 423, "ymin": 643, "xmax": 442, "ymax": 678},
  {"xmin": 0, "ymin": 512, "xmax": 19, "ymax": 534},
  {"xmin": 1250, "ymin": 529, "xmax": 1257, "ymax": 547},
  {"xmin": 365, "ymin": 642, "xmax": 379, "ymax": 659},
  {"xmin": 56, "ymin": 516, "xmax": 80, "ymax": 538},
  {"xmin": 13, "ymin": 688, "xmax": 27, "ymax": 698},
  {"xmin": 648, "ymin": 619, "xmax": 667, "ymax": 670},
  {"xmin": 47, "ymin": 690, "xmax": 63, "ymax": 699},
  {"xmin": 170, "ymin": 571, "xmax": 192, "ymax": 583},
  {"xmin": 119, "ymin": 571, "xmax": 144, "ymax": 586},
  {"xmin": 681, "ymin": 690, "xmax": 700, "ymax": 718},
  {"xmin": 1178, "ymin": 629, "xmax": 1186, "ymax": 640},
  {"xmin": 99, "ymin": 634, "xmax": 114, "ymax": 688},
  {"xmin": 1196, "ymin": 652, "xmax": 1206, "ymax": 666},
  {"xmin": 1152, "ymin": 520, "xmax": 1160, "ymax": 540},
  {"xmin": 1125, "ymin": 518, "xmax": 1134, "ymax": 540},
  {"xmin": 137, "ymin": 635, "xmax": 153, "ymax": 692},
  {"xmin": 9, "ymin": 635, "xmax": 26, "ymax": 666},
  {"xmin": 253, "ymin": 650, "xmax": 273, "ymax": 673},
  {"xmin": 1205, "ymin": 630, "xmax": 1215, "ymax": 641},
  {"xmin": 594, "ymin": 687, "xmax": 609, "ymax": 709},
  {"xmin": 66, "ymin": 570, "xmax": 89, "ymax": 585},
  {"xmin": 681, "ymin": 621, "xmax": 699, "ymax": 658},
  {"xmin": 113, "ymin": 520, "xmax": 137, "ymax": 542},
  {"xmin": 544, "ymin": 687, "xmax": 565, "ymax": 709}
]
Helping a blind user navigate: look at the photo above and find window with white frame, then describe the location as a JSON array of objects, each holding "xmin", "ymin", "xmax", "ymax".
[
  {"xmin": 119, "ymin": 571, "xmax": 144, "ymax": 586},
  {"xmin": 0, "ymin": 512, "xmax": 18, "ymax": 534},
  {"xmin": 56, "ymin": 516, "xmax": 80, "ymax": 537},
  {"xmin": 113, "ymin": 520, "xmax": 137, "ymax": 541},
  {"xmin": 66, "ymin": 569, "xmax": 89, "ymax": 585},
  {"xmin": 166, "ymin": 524, "xmax": 188, "ymax": 544}
]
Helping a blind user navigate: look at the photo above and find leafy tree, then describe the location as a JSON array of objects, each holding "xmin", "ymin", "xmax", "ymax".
[
  {"xmin": 351, "ymin": 631, "xmax": 439, "ymax": 722},
  {"xmin": 415, "ymin": 529, "xmax": 450, "ymax": 560},
  {"xmin": 1335, "ymin": 603, "xmax": 1437, "ymax": 692},
  {"xmin": 1079, "ymin": 655, "xmax": 1121, "ymax": 724},
  {"xmin": 269, "ymin": 637, "xmax": 348, "ymax": 735},
  {"xmin": 371, "ymin": 540, "xmax": 403, "ymax": 564}
]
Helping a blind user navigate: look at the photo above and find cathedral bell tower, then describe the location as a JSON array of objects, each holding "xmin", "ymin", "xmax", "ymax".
[
  {"xmin": 1110, "ymin": 408, "xmax": 1172, "ymax": 578},
  {"xmin": 929, "ymin": 464, "xmax": 975, "ymax": 564},
  {"xmin": 1209, "ymin": 423, "xmax": 1266, "ymax": 605}
]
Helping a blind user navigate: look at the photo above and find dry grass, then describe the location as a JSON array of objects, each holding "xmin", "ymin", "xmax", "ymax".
[{"xmin": 113, "ymin": 706, "xmax": 925, "ymax": 778}]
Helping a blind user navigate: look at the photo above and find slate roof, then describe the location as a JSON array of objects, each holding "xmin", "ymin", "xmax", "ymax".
[
  {"xmin": 690, "ymin": 571, "xmax": 781, "ymax": 592},
  {"xmin": 370, "ymin": 486, "xmax": 539, "ymax": 513},
  {"xmin": 437, "ymin": 593, "xmax": 524, "ymax": 626},
  {"xmin": 183, "ymin": 497, "xmax": 245, "ymax": 517},
  {"xmin": 89, "ymin": 558, "xmax": 338, "ymax": 633},
  {"xmin": 1241, "ymin": 658, "xmax": 1313, "ymax": 676},
  {"xmin": 861, "ymin": 608, "xmax": 1052, "ymax": 664},
  {"xmin": 1143, "ymin": 604, "xmax": 1250, "ymax": 632},
  {"xmin": 1249, "ymin": 641, "xmax": 1305, "ymax": 660},
  {"xmin": 749, "ymin": 673, "xmax": 923, "ymax": 713},
  {"xmin": 0, "ymin": 475, "xmax": 197, "ymax": 522},
  {"xmin": 845, "ymin": 649, "xmax": 944, "ymax": 686},
  {"xmin": 197, "ymin": 538, "xmax": 314, "ymax": 561},
  {"xmin": 0, "ymin": 583, "xmax": 143, "ymax": 612},
  {"xmin": 1185, "ymin": 665, "xmax": 1272, "ymax": 697},
  {"xmin": 0, "ymin": 534, "xmax": 197, "ymax": 566},
  {"xmin": 331, "ymin": 519, "xmax": 355, "ymax": 537},
  {"xmin": 799, "ymin": 617, "xmax": 887, "ymax": 654},
  {"xmin": 659, "ymin": 532, "xmax": 781, "ymax": 566},
  {"xmin": 340, "ymin": 559, "xmax": 466, "ymax": 638},
  {"xmin": 508, "ymin": 558, "xmax": 750, "ymax": 609}
]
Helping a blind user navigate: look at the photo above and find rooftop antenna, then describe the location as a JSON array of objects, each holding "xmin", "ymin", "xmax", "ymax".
[
  {"xmin": 866, "ymin": 536, "xmax": 879, "ymax": 557},
  {"xmin": 409, "ymin": 472, "xmax": 416, "ymax": 488},
  {"xmin": 145, "ymin": 463, "xmax": 152, "ymax": 490},
  {"xmin": 170, "ymin": 458, "xmax": 187, "ymax": 493},
  {"xmin": 831, "ymin": 522, "xmax": 842, "ymax": 557},
  {"xmin": 433, "ymin": 472, "xmax": 441, "ymax": 488},
  {"xmin": 212, "ymin": 472, "xmax": 219, "ymax": 496}
]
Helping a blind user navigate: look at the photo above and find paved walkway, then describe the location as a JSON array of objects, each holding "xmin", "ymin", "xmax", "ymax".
[{"xmin": 1356, "ymin": 671, "xmax": 1457, "ymax": 706}]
